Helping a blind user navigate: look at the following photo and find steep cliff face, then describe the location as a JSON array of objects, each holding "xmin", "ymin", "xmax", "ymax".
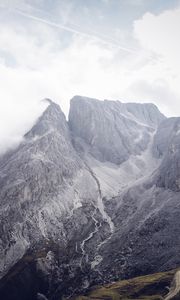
[
  {"xmin": 69, "ymin": 96, "xmax": 165, "ymax": 164},
  {"xmin": 0, "ymin": 96, "xmax": 180, "ymax": 300},
  {"xmin": 152, "ymin": 117, "xmax": 178, "ymax": 158},
  {"xmin": 69, "ymin": 96, "xmax": 165, "ymax": 199},
  {"xmin": 154, "ymin": 117, "xmax": 180, "ymax": 191}
]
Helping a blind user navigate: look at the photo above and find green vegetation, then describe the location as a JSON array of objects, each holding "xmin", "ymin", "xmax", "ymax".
[{"xmin": 73, "ymin": 269, "xmax": 178, "ymax": 300}]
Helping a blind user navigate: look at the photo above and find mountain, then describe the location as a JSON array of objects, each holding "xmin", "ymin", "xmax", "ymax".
[
  {"xmin": 0, "ymin": 96, "xmax": 179, "ymax": 300},
  {"xmin": 0, "ymin": 99, "xmax": 81, "ymax": 277},
  {"xmin": 0, "ymin": 98, "xmax": 116, "ymax": 299}
]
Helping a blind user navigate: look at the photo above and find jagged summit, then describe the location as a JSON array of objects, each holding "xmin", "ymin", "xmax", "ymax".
[
  {"xmin": 70, "ymin": 95, "xmax": 165, "ymax": 127},
  {"xmin": 24, "ymin": 96, "xmax": 165, "ymax": 145},
  {"xmin": 71, "ymin": 95, "xmax": 160, "ymax": 108},
  {"xmin": 25, "ymin": 99, "xmax": 66, "ymax": 140},
  {"xmin": 42, "ymin": 98, "xmax": 55, "ymax": 105}
]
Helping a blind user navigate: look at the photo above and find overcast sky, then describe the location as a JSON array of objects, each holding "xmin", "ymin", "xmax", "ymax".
[{"xmin": 0, "ymin": 0, "xmax": 180, "ymax": 153}]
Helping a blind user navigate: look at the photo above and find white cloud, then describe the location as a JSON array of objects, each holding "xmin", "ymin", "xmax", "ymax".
[
  {"xmin": 0, "ymin": 18, "xmax": 126, "ymax": 153},
  {"xmin": 0, "ymin": 4, "xmax": 180, "ymax": 153},
  {"xmin": 134, "ymin": 8, "xmax": 180, "ymax": 72},
  {"xmin": 132, "ymin": 7, "xmax": 180, "ymax": 114}
]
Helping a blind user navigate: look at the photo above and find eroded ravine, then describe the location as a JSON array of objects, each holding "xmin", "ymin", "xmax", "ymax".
[
  {"xmin": 79, "ymin": 207, "xmax": 100, "ymax": 267},
  {"xmin": 79, "ymin": 163, "xmax": 115, "ymax": 270}
]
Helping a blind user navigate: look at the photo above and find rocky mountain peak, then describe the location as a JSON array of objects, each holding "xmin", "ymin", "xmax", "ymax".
[
  {"xmin": 69, "ymin": 96, "xmax": 165, "ymax": 128},
  {"xmin": 25, "ymin": 99, "xmax": 67, "ymax": 141},
  {"xmin": 69, "ymin": 96, "xmax": 165, "ymax": 164}
]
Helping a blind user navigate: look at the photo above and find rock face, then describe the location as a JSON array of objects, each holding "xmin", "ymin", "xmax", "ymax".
[
  {"xmin": 0, "ymin": 100, "xmax": 81, "ymax": 279},
  {"xmin": 154, "ymin": 117, "xmax": 180, "ymax": 191},
  {"xmin": 0, "ymin": 96, "xmax": 180, "ymax": 300},
  {"xmin": 94, "ymin": 116, "xmax": 180, "ymax": 283},
  {"xmin": 69, "ymin": 96, "xmax": 165, "ymax": 164}
]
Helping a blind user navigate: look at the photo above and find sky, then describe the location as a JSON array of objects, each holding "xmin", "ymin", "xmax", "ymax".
[{"xmin": 0, "ymin": 0, "xmax": 180, "ymax": 153}]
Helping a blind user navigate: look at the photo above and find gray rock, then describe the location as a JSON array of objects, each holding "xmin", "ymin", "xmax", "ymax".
[
  {"xmin": 154, "ymin": 117, "xmax": 180, "ymax": 191},
  {"xmin": 0, "ymin": 100, "xmax": 83, "ymax": 278},
  {"xmin": 152, "ymin": 117, "xmax": 179, "ymax": 158},
  {"xmin": 69, "ymin": 96, "xmax": 165, "ymax": 164}
]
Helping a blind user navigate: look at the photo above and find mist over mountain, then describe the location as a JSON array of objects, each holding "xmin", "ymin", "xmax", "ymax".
[{"xmin": 0, "ymin": 96, "xmax": 180, "ymax": 300}]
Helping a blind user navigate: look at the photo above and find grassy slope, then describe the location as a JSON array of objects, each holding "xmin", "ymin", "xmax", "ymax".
[{"xmin": 73, "ymin": 269, "xmax": 180, "ymax": 300}]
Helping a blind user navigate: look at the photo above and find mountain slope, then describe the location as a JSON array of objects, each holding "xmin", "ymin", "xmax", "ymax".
[
  {"xmin": 0, "ymin": 99, "xmax": 100, "ymax": 280},
  {"xmin": 0, "ymin": 99, "xmax": 119, "ymax": 299},
  {"xmin": 90, "ymin": 116, "xmax": 180, "ymax": 283},
  {"xmin": 73, "ymin": 268, "xmax": 179, "ymax": 300}
]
